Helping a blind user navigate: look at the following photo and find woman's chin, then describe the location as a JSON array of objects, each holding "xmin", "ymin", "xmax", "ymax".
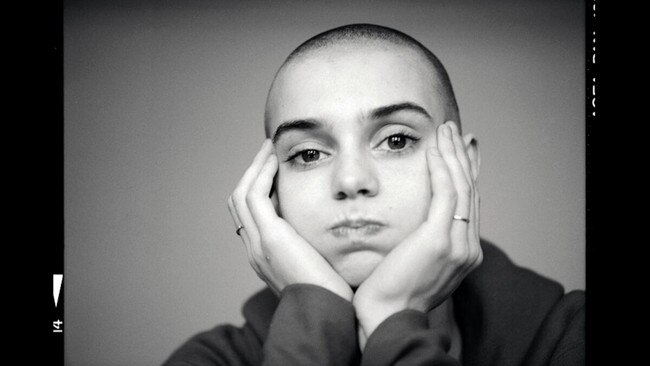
[{"xmin": 333, "ymin": 251, "xmax": 385, "ymax": 288}]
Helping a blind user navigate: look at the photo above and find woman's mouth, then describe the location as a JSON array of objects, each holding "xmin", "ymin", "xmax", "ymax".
[{"xmin": 328, "ymin": 219, "xmax": 386, "ymax": 238}]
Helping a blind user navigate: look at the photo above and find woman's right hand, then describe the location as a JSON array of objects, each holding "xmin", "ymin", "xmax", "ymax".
[{"xmin": 227, "ymin": 139, "xmax": 353, "ymax": 302}]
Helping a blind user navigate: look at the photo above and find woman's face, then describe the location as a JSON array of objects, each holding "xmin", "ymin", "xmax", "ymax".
[{"xmin": 266, "ymin": 45, "xmax": 449, "ymax": 287}]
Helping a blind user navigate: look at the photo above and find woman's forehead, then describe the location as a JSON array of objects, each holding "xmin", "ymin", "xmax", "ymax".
[{"xmin": 265, "ymin": 45, "xmax": 446, "ymax": 133}]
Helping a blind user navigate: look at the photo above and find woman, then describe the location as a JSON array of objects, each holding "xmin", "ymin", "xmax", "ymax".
[{"xmin": 164, "ymin": 24, "xmax": 584, "ymax": 366}]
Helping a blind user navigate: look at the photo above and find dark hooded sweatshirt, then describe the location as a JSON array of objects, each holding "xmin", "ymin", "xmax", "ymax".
[{"xmin": 163, "ymin": 240, "xmax": 584, "ymax": 365}]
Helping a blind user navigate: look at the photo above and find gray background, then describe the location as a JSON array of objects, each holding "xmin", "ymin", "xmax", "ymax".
[{"xmin": 64, "ymin": 0, "xmax": 585, "ymax": 365}]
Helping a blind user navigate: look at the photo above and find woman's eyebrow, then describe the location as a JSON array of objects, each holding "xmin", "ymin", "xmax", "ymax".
[
  {"xmin": 369, "ymin": 102, "xmax": 432, "ymax": 121},
  {"xmin": 272, "ymin": 119, "xmax": 323, "ymax": 143},
  {"xmin": 272, "ymin": 103, "xmax": 431, "ymax": 143}
]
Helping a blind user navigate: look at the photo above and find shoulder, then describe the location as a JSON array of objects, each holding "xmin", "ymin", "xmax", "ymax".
[
  {"xmin": 162, "ymin": 322, "xmax": 263, "ymax": 366},
  {"xmin": 454, "ymin": 239, "xmax": 584, "ymax": 365},
  {"xmin": 524, "ymin": 289, "xmax": 585, "ymax": 365},
  {"xmin": 162, "ymin": 289, "xmax": 277, "ymax": 366},
  {"xmin": 458, "ymin": 239, "xmax": 568, "ymax": 318}
]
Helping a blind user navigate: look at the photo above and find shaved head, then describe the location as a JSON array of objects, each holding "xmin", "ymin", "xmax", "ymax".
[
  {"xmin": 263, "ymin": 24, "xmax": 474, "ymax": 287},
  {"xmin": 264, "ymin": 23, "xmax": 460, "ymax": 136}
]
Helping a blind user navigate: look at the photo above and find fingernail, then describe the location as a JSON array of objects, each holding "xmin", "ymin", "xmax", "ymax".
[
  {"xmin": 449, "ymin": 121, "xmax": 461, "ymax": 134},
  {"xmin": 441, "ymin": 125, "xmax": 451, "ymax": 138}
]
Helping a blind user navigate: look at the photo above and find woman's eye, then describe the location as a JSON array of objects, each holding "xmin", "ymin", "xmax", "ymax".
[
  {"xmin": 379, "ymin": 133, "xmax": 418, "ymax": 151},
  {"xmin": 286, "ymin": 148, "xmax": 328, "ymax": 167},
  {"xmin": 387, "ymin": 135, "xmax": 407, "ymax": 150},
  {"xmin": 300, "ymin": 149, "xmax": 320, "ymax": 162}
]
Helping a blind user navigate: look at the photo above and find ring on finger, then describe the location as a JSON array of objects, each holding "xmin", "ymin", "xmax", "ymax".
[
  {"xmin": 453, "ymin": 215, "xmax": 470, "ymax": 223},
  {"xmin": 236, "ymin": 225, "xmax": 245, "ymax": 236}
]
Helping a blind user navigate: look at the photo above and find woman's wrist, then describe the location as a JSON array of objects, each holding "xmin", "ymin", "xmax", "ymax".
[
  {"xmin": 321, "ymin": 280, "xmax": 354, "ymax": 302},
  {"xmin": 354, "ymin": 296, "xmax": 405, "ymax": 341}
]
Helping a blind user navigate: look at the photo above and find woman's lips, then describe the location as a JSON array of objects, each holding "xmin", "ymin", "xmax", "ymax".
[{"xmin": 328, "ymin": 220, "xmax": 386, "ymax": 238}]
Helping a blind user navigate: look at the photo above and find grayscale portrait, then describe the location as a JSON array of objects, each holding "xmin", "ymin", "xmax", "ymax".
[{"xmin": 64, "ymin": 1, "xmax": 585, "ymax": 365}]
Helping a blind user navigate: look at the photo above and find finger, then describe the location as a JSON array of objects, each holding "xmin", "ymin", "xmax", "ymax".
[
  {"xmin": 232, "ymin": 140, "xmax": 274, "ymax": 249},
  {"xmin": 227, "ymin": 195, "xmax": 249, "ymax": 244},
  {"xmin": 464, "ymin": 171, "xmax": 480, "ymax": 268},
  {"xmin": 465, "ymin": 136, "xmax": 480, "ymax": 183},
  {"xmin": 233, "ymin": 196, "xmax": 261, "ymax": 256},
  {"xmin": 438, "ymin": 123, "xmax": 471, "ymax": 220},
  {"xmin": 424, "ymin": 143, "xmax": 455, "ymax": 236},
  {"xmin": 247, "ymin": 154, "xmax": 282, "ymax": 241},
  {"xmin": 475, "ymin": 185, "xmax": 480, "ymax": 240},
  {"xmin": 228, "ymin": 194, "xmax": 261, "ymax": 275},
  {"xmin": 447, "ymin": 122, "xmax": 473, "ymax": 186},
  {"xmin": 461, "ymin": 183, "xmax": 481, "ymax": 273},
  {"xmin": 270, "ymin": 177, "xmax": 280, "ymax": 216},
  {"xmin": 470, "ymin": 184, "xmax": 483, "ymax": 268},
  {"xmin": 465, "ymin": 136, "xmax": 481, "ymax": 262},
  {"xmin": 236, "ymin": 139, "xmax": 275, "ymax": 191},
  {"xmin": 448, "ymin": 122, "xmax": 480, "ymax": 266},
  {"xmin": 464, "ymin": 137, "xmax": 481, "ymax": 265},
  {"xmin": 438, "ymin": 123, "xmax": 471, "ymax": 261}
]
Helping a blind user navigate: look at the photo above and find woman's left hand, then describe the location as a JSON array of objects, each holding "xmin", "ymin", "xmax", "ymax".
[{"xmin": 353, "ymin": 121, "xmax": 482, "ymax": 348}]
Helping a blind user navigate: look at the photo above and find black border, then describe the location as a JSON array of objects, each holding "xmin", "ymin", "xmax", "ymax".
[
  {"xmin": 44, "ymin": 0, "xmax": 64, "ymax": 364},
  {"xmin": 586, "ymin": 0, "xmax": 618, "ymax": 363},
  {"xmin": 47, "ymin": 1, "xmax": 600, "ymax": 364},
  {"xmin": 585, "ymin": 0, "xmax": 595, "ymax": 363}
]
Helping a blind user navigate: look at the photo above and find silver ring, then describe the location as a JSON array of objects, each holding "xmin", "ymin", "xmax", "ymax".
[
  {"xmin": 453, "ymin": 215, "xmax": 470, "ymax": 223},
  {"xmin": 236, "ymin": 225, "xmax": 244, "ymax": 236}
]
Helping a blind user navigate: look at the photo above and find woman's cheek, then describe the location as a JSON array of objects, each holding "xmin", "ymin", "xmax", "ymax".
[
  {"xmin": 379, "ymin": 150, "xmax": 429, "ymax": 191},
  {"xmin": 276, "ymin": 170, "xmax": 328, "ymax": 233},
  {"xmin": 379, "ymin": 154, "xmax": 431, "ymax": 224}
]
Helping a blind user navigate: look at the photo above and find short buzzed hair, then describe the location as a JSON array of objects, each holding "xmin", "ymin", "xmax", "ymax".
[{"xmin": 265, "ymin": 23, "xmax": 460, "ymax": 135}]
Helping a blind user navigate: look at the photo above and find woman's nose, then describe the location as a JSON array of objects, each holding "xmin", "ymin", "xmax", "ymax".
[{"xmin": 332, "ymin": 152, "xmax": 379, "ymax": 200}]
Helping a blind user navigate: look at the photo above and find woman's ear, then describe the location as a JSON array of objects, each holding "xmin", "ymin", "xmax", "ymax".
[{"xmin": 463, "ymin": 133, "xmax": 480, "ymax": 181}]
